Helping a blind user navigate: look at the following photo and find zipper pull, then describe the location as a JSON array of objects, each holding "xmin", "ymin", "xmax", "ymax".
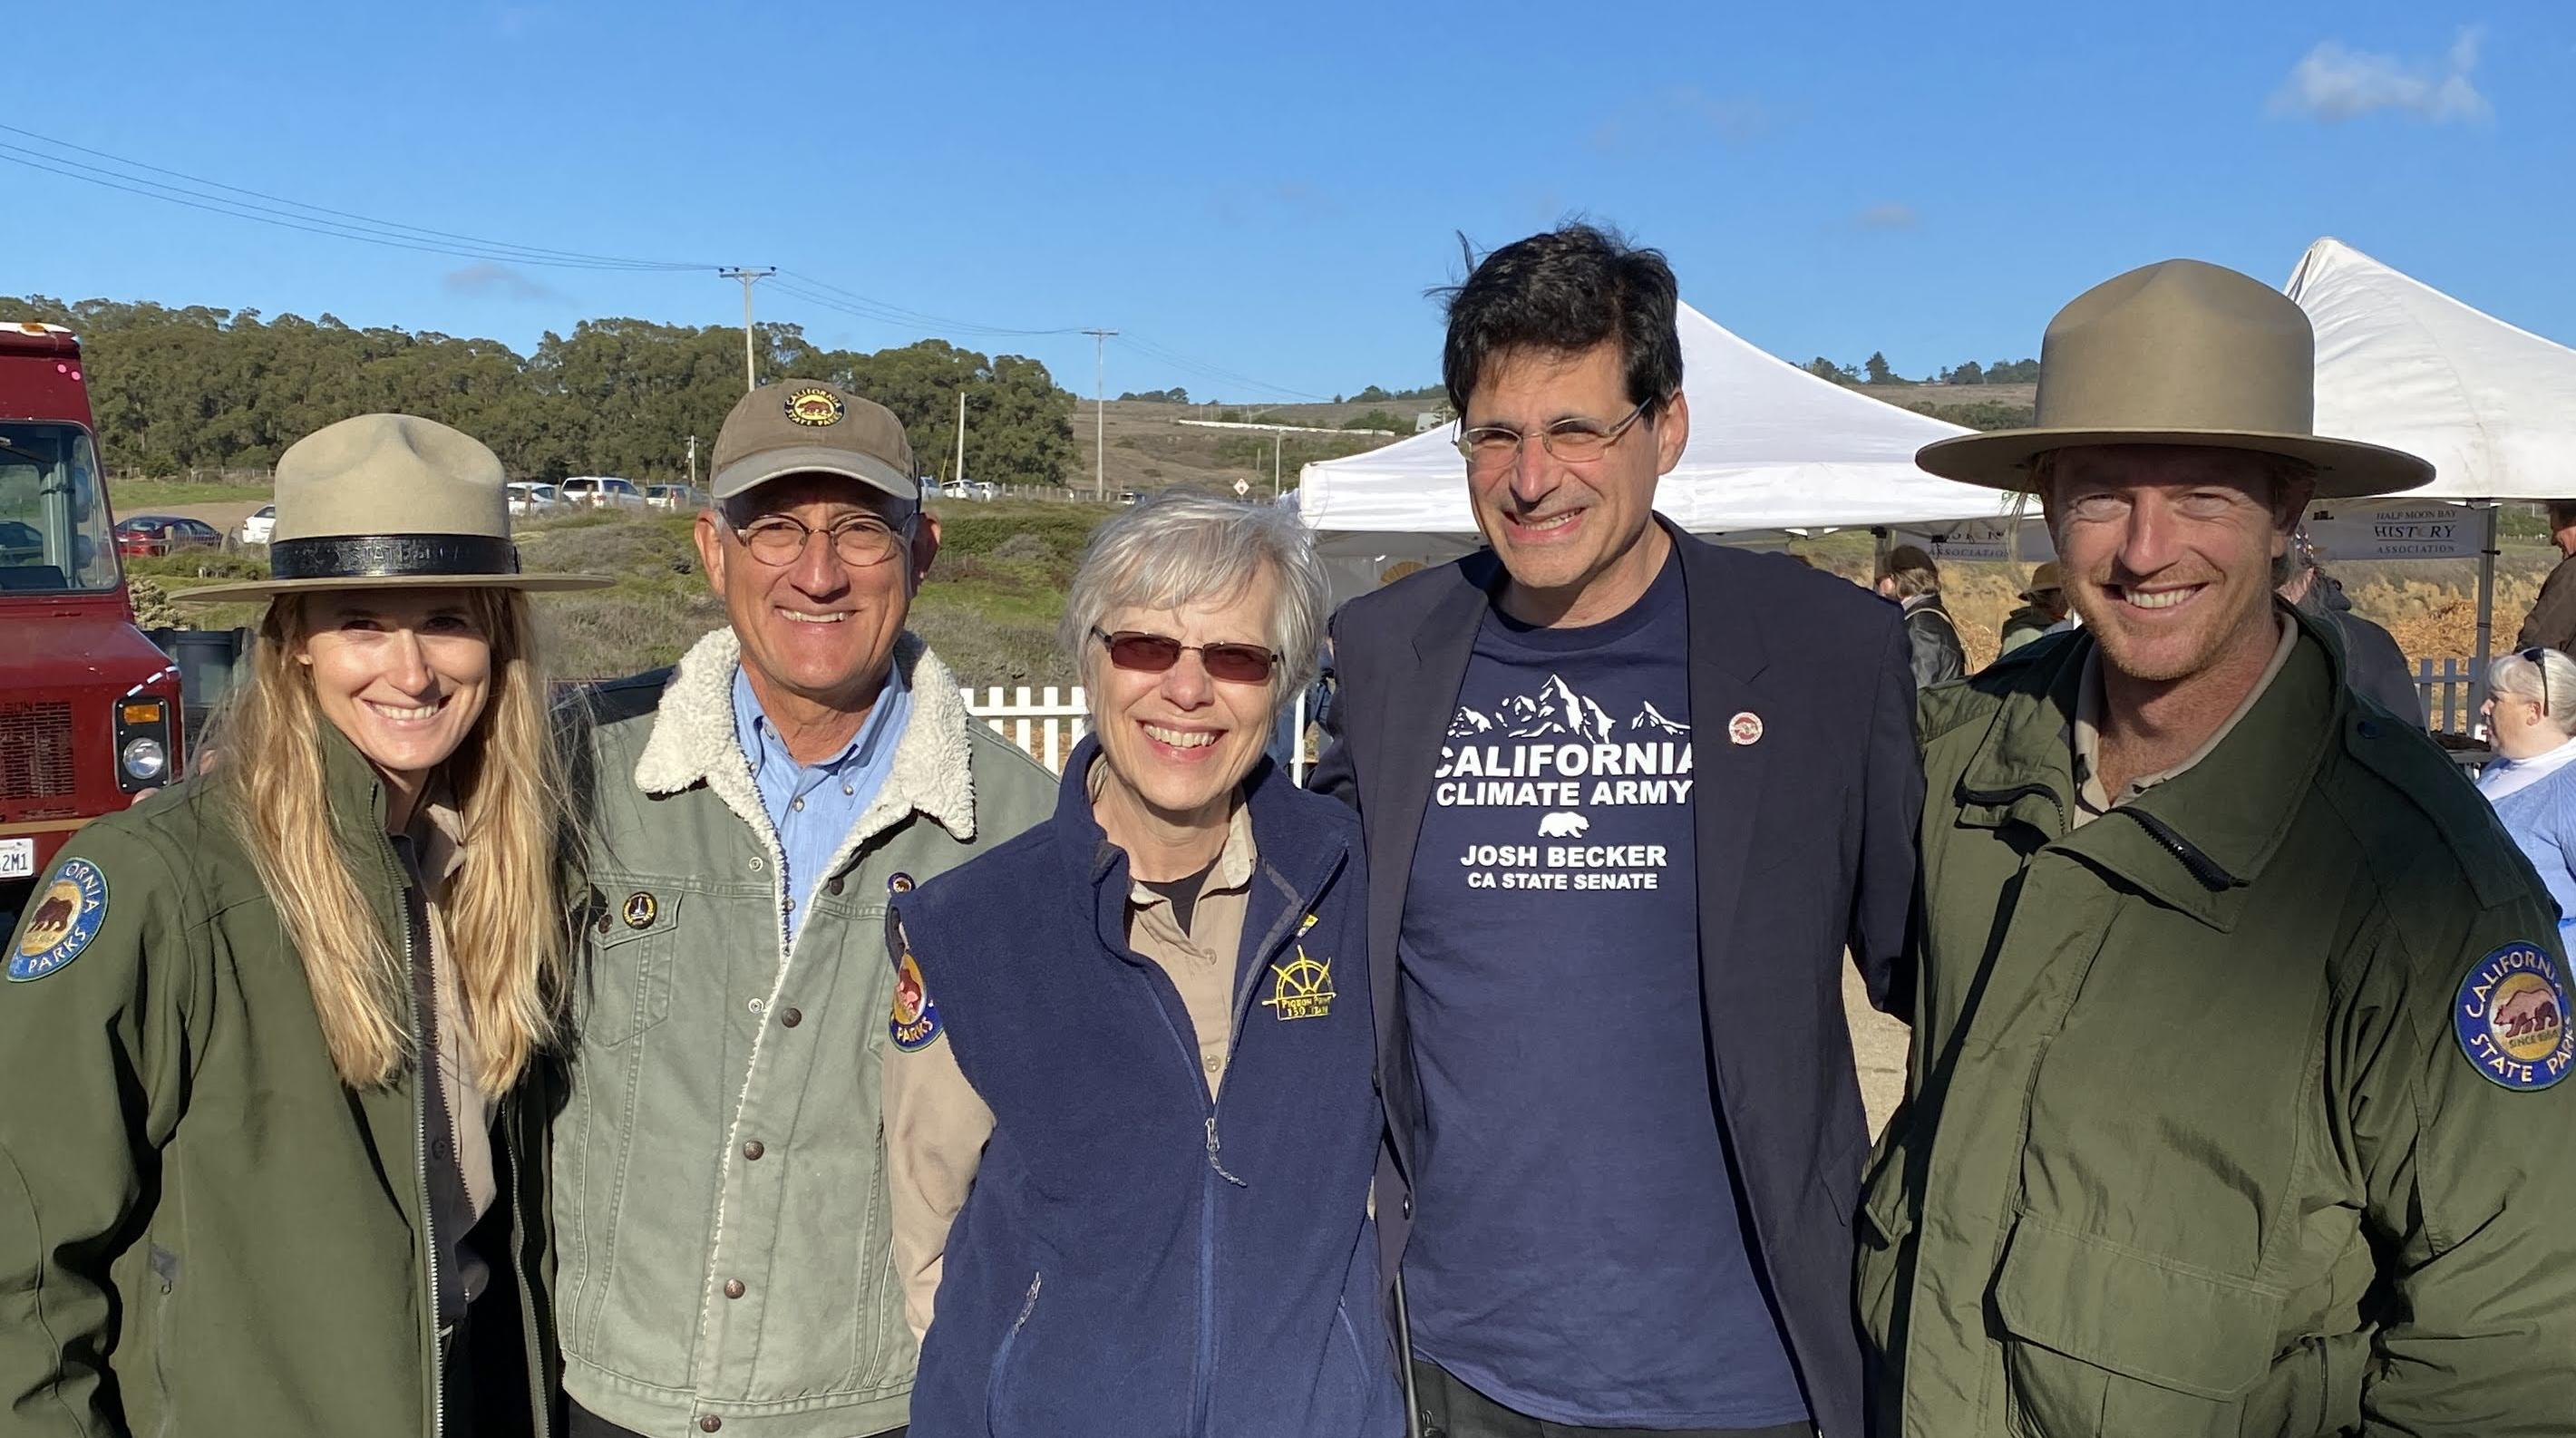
[{"xmin": 1203, "ymin": 1115, "xmax": 1247, "ymax": 1188}]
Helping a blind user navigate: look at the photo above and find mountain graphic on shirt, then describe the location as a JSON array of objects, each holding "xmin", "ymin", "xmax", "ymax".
[
  {"xmin": 1495, "ymin": 675, "xmax": 1615, "ymax": 742},
  {"xmin": 1448, "ymin": 705, "xmax": 1495, "ymax": 738},
  {"xmin": 1629, "ymin": 701, "xmax": 1690, "ymax": 735}
]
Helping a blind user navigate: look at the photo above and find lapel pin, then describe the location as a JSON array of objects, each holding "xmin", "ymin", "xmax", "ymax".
[{"xmin": 1728, "ymin": 712, "xmax": 1764, "ymax": 746}]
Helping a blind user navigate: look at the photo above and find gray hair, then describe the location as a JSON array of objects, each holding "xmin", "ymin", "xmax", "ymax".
[
  {"xmin": 1060, "ymin": 491, "xmax": 1328, "ymax": 715},
  {"xmin": 2491, "ymin": 647, "xmax": 2576, "ymax": 734}
]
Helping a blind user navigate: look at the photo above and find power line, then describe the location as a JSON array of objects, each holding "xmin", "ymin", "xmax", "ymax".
[
  {"xmin": 775, "ymin": 268, "xmax": 1082, "ymax": 338},
  {"xmin": 1113, "ymin": 334, "xmax": 1330, "ymax": 403},
  {"xmin": 0, "ymin": 125, "xmax": 712, "ymax": 272}
]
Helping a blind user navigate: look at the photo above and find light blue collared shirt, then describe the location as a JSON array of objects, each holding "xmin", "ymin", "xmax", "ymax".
[{"xmin": 731, "ymin": 660, "xmax": 913, "ymax": 942}]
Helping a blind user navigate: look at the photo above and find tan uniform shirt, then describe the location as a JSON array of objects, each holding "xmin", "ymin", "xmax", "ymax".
[
  {"xmin": 406, "ymin": 796, "xmax": 499, "ymax": 1307},
  {"xmin": 2070, "ymin": 613, "xmax": 2296, "ymax": 826},
  {"xmin": 881, "ymin": 781, "xmax": 1256, "ymax": 1341}
]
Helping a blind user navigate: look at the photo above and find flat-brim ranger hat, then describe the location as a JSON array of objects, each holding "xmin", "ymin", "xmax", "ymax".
[
  {"xmin": 1915, "ymin": 258, "xmax": 2433, "ymax": 500},
  {"xmin": 182, "ymin": 413, "xmax": 610, "ymax": 603}
]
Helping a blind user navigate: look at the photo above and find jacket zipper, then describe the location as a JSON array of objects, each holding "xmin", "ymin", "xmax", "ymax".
[
  {"xmin": 2114, "ymin": 806, "xmax": 2240, "ymax": 890},
  {"xmin": 400, "ymin": 876, "xmax": 445, "ymax": 1438}
]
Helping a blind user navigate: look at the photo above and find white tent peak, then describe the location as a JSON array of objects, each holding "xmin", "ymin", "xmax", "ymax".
[
  {"xmin": 2287, "ymin": 237, "xmax": 2576, "ymax": 500},
  {"xmin": 1297, "ymin": 299, "xmax": 2015, "ymax": 534}
]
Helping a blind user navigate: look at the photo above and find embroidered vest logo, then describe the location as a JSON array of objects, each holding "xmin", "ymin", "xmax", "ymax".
[{"xmin": 1262, "ymin": 947, "xmax": 1335, "ymax": 1021}]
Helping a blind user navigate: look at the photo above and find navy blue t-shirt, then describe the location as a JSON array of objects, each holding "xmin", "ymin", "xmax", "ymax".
[{"xmin": 1398, "ymin": 556, "xmax": 1808, "ymax": 1429}]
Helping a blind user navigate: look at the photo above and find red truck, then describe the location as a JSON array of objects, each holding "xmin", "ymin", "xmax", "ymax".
[{"xmin": 1, "ymin": 322, "xmax": 184, "ymax": 933}]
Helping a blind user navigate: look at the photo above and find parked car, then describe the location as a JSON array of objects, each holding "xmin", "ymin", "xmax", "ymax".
[
  {"xmin": 506, "ymin": 482, "xmax": 561, "ymax": 517},
  {"xmin": 112, "ymin": 515, "xmax": 223, "ymax": 559},
  {"xmin": 236, "ymin": 504, "xmax": 277, "ymax": 546},
  {"xmin": 558, "ymin": 476, "xmax": 646, "ymax": 510},
  {"xmin": 645, "ymin": 483, "xmax": 709, "ymax": 512}
]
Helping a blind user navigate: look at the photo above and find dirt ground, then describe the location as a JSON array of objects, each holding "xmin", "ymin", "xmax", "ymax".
[{"xmin": 1846, "ymin": 962, "xmax": 1910, "ymax": 1137}]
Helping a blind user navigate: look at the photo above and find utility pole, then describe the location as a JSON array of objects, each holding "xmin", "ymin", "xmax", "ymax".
[
  {"xmin": 718, "ymin": 267, "xmax": 776, "ymax": 393},
  {"xmin": 685, "ymin": 435, "xmax": 698, "ymax": 491},
  {"xmin": 955, "ymin": 389, "xmax": 967, "ymax": 491},
  {"xmin": 1082, "ymin": 327, "xmax": 1118, "ymax": 500},
  {"xmin": 1272, "ymin": 432, "xmax": 1284, "ymax": 497}
]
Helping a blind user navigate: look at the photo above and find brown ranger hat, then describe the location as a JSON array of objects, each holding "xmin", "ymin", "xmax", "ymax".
[
  {"xmin": 1915, "ymin": 259, "xmax": 2433, "ymax": 500},
  {"xmin": 710, "ymin": 380, "xmax": 919, "ymax": 503},
  {"xmin": 182, "ymin": 413, "xmax": 610, "ymax": 603}
]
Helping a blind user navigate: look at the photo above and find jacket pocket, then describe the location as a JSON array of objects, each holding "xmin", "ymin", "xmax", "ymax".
[
  {"xmin": 1854, "ymin": 1120, "xmax": 1915, "ymax": 1356},
  {"xmin": 576, "ymin": 891, "xmax": 681, "ymax": 1047},
  {"xmin": 1991, "ymin": 1216, "xmax": 2283, "ymax": 1438},
  {"xmin": 982, "ymin": 1269, "xmax": 1043, "ymax": 1437}
]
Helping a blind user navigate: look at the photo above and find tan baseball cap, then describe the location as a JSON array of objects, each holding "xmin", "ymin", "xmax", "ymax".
[{"xmin": 710, "ymin": 380, "xmax": 919, "ymax": 503}]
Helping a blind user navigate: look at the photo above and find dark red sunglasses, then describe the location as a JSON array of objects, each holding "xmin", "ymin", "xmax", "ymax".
[{"xmin": 1092, "ymin": 627, "xmax": 1279, "ymax": 685}]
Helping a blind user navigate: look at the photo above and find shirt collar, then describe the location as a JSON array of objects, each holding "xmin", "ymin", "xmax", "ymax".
[
  {"xmin": 2073, "ymin": 611, "xmax": 2297, "ymax": 819},
  {"xmin": 731, "ymin": 658, "xmax": 911, "ymax": 775},
  {"xmin": 1083, "ymin": 753, "xmax": 1258, "ymax": 907}
]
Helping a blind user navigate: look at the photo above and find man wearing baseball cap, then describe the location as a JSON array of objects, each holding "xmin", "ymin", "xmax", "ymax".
[{"xmin": 553, "ymin": 381, "xmax": 1055, "ymax": 1438}]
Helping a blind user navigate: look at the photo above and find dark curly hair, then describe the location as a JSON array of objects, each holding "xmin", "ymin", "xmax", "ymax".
[{"xmin": 1439, "ymin": 223, "xmax": 1684, "ymax": 423}]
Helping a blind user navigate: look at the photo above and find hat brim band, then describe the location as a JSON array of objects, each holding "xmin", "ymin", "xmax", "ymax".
[{"xmin": 268, "ymin": 533, "xmax": 520, "ymax": 582}]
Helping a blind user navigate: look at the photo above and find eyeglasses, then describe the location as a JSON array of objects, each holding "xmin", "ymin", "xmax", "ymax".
[
  {"xmin": 1092, "ymin": 627, "xmax": 1280, "ymax": 685},
  {"xmin": 1453, "ymin": 395, "xmax": 1660, "ymax": 474},
  {"xmin": 730, "ymin": 512, "xmax": 912, "ymax": 568},
  {"xmin": 2524, "ymin": 646, "xmax": 2552, "ymax": 714}
]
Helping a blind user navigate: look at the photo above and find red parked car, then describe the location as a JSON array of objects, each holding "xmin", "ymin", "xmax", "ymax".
[{"xmin": 112, "ymin": 514, "xmax": 222, "ymax": 558}]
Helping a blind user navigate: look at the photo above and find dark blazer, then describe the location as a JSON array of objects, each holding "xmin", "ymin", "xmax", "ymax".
[{"xmin": 1310, "ymin": 521, "xmax": 1920, "ymax": 1438}]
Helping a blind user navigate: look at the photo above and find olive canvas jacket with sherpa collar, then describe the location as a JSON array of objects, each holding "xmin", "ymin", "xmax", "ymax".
[
  {"xmin": 1860, "ymin": 610, "xmax": 2576, "ymax": 1437},
  {"xmin": 0, "ymin": 727, "xmax": 559, "ymax": 1438},
  {"xmin": 551, "ymin": 627, "xmax": 1055, "ymax": 1438}
]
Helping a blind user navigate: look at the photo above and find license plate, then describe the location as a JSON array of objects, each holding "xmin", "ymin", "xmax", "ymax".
[{"xmin": 0, "ymin": 838, "xmax": 32, "ymax": 880}]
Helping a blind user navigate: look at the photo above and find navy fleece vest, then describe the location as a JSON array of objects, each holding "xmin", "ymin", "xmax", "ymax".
[{"xmin": 895, "ymin": 743, "xmax": 1400, "ymax": 1438}]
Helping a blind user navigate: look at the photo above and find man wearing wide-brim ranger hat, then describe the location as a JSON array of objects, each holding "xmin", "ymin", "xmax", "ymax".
[
  {"xmin": 0, "ymin": 413, "xmax": 606, "ymax": 1437},
  {"xmin": 1860, "ymin": 260, "xmax": 2576, "ymax": 1434}
]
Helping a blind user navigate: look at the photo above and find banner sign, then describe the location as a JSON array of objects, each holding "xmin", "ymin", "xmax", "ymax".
[
  {"xmin": 2299, "ymin": 500, "xmax": 2482, "ymax": 560},
  {"xmin": 1889, "ymin": 517, "xmax": 2055, "ymax": 564}
]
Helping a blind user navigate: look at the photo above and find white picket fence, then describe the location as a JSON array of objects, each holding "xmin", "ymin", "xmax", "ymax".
[
  {"xmin": 962, "ymin": 686, "xmax": 1089, "ymax": 772},
  {"xmin": 2416, "ymin": 657, "xmax": 2483, "ymax": 735}
]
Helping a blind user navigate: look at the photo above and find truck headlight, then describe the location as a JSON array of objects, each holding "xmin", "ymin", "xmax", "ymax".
[{"xmin": 121, "ymin": 736, "xmax": 169, "ymax": 782}]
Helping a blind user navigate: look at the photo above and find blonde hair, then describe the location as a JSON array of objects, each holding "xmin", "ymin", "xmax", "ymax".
[{"xmin": 205, "ymin": 588, "xmax": 569, "ymax": 1092}]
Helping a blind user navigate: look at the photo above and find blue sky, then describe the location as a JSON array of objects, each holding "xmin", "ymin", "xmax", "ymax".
[{"xmin": 6, "ymin": 2, "xmax": 2562, "ymax": 403}]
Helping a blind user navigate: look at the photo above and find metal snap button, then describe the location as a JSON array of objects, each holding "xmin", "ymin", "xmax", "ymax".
[
  {"xmin": 744, "ymin": 1140, "xmax": 764, "ymax": 1161},
  {"xmin": 780, "ymin": 1006, "xmax": 803, "ymax": 1028}
]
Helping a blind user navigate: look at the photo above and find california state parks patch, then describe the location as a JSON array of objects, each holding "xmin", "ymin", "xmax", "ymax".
[
  {"xmin": 889, "ymin": 947, "xmax": 943, "ymax": 1051},
  {"xmin": 11, "ymin": 857, "xmax": 108, "ymax": 982},
  {"xmin": 2454, "ymin": 942, "xmax": 2574, "ymax": 1091}
]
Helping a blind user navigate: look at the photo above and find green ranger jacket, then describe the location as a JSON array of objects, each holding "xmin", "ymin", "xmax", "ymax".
[
  {"xmin": 0, "ymin": 728, "xmax": 556, "ymax": 1438},
  {"xmin": 1861, "ymin": 613, "xmax": 2576, "ymax": 1437},
  {"xmin": 550, "ymin": 630, "xmax": 1055, "ymax": 1438}
]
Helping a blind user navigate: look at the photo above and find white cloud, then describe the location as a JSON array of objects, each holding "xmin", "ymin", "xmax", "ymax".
[
  {"xmin": 2270, "ymin": 26, "xmax": 2492, "ymax": 123},
  {"xmin": 1857, "ymin": 202, "xmax": 1918, "ymax": 231},
  {"xmin": 442, "ymin": 263, "xmax": 566, "ymax": 303}
]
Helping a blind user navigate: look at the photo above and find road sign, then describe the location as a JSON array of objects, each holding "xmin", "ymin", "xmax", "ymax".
[{"xmin": 1232, "ymin": 478, "xmax": 1250, "ymax": 498}]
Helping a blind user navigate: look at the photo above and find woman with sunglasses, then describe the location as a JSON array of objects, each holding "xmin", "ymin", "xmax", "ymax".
[
  {"xmin": 0, "ymin": 414, "xmax": 604, "ymax": 1436},
  {"xmin": 881, "ymin": 492, "xmax": 1400, "ymax": 1437},
  {"xmin": 2478, "ymin": 646, "xmax": 2576, "ymax": 922}
]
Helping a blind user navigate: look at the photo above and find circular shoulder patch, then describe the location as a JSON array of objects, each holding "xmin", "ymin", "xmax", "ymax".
[
  {"xmin": 2454, "ymin": 942, "xmax": 2573, "ymax": 1091},
  {"xmin": 889, "ymin": 947, "xmax": 944, "ymax": 1052},
  {"xmin": 11, "ymin": 857, "xmax": 110, "ymax": 982}
]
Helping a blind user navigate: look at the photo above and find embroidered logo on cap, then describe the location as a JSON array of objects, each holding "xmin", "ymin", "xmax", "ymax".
[
  {"xmin": 2454, "ymin": 941, "xmax": 2573, "ymax": 1091},
  {"xmin": 785, "ymin": 386, "xmax": 845, "ymax": 427},
  {"xmin": 11, "ymin": 858, "xmax": 108, "ymax": 982}
]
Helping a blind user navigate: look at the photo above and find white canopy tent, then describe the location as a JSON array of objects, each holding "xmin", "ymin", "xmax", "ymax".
[
  {"xmin": 2287, "ymin": 237, "xmax": 2576, "ymax": 704},
  {"xmin": 1294, "ymin": 301, "xmax": 2014, "ymax": 575}
]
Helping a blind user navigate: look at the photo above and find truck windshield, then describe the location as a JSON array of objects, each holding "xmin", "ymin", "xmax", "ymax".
[{"xmin": 0, "ymin": 423, "xmax": 119, "ymax": 595}]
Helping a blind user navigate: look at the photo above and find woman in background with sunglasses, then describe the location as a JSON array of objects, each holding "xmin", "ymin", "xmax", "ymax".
[
  {"xmin": 2478, "ymin": 646, "xmax": 2576, "ymax": 924},
  {"xmin": 881, "ymin": 492, "xmax": 1401, "ymax": 1438}
]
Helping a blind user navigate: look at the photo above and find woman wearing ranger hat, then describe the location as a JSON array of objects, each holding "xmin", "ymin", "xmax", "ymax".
[
  {"xmin": 1861, "ymin": 260, "xmax": 2576, "ymax": 1434},
  {"xmin": 0, "ymin": 413, "xmax": 606, "ymax": 1438}
]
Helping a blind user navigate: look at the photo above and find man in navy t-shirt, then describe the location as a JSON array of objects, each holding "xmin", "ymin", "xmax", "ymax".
[{"xmin": 1313, "ymin": 225, "xmax": 1921, "ymax": 1438}]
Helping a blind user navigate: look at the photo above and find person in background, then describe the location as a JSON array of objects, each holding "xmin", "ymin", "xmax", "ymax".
[
  {"xmin": 2479, "ymin": 646, "xmax": 2576, "ymax": 921},
  {"xmin": 0, "ymin": 413, "xmax": 604, "ymax": 1436},
  {"xmin": 885, "ymin": 494, "xmax": 1398, "ymax": 1437},
  {"xmin": 2279, "ymin": 531, "xmax": 2425, "ymax": 724},
  {"xmin": 1995, "ymin": 561, "xmax": 2066, "ymax": 657},
  {"xmin": 2514, "ymin": 499, "xmax": 2576, "ymax": 653},
  {"xmin": 1877, "ymin": 543, "xmax": 1965, "ymax": 688},
  {"xmin": 552, "ymin": 381, "xmax": 1055, "ymax": 1438}
]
